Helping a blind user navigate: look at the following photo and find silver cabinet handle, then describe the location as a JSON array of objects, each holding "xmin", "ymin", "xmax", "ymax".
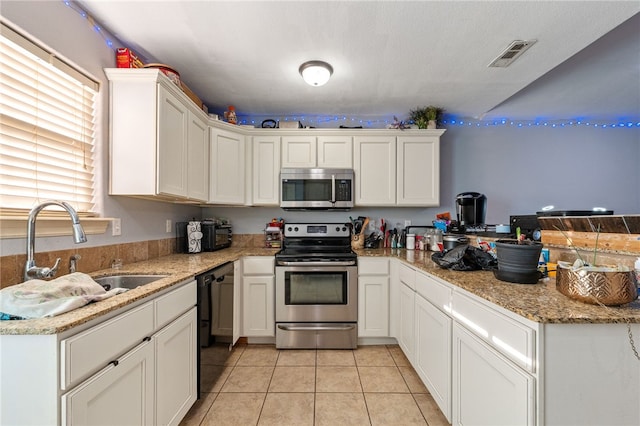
[{"xmin": 331, "ymin": 174, "xmax": 336, "ymax": 204}]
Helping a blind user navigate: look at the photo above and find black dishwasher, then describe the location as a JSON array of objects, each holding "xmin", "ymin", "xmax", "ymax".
[{"xmin": 196, "ymin": 261, "xmax": 234, "ymax": 398}]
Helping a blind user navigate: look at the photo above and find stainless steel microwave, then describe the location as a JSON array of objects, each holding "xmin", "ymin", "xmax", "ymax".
[{"xmin": 280, "ymin": 168, "xmax": 354, "ymax": 210}]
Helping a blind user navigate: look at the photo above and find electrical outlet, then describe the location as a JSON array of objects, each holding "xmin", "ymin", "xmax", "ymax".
[
  {"xmin": 165, "ymin": 219, "xmax": 172, "ymax": 233},
  {"xmin": 112, "ymin": 218, "xmax": 121, "ymax": 236},
  {"xmin": 404, "ymin": 219, "xmax": 411, "ymax": 228}
]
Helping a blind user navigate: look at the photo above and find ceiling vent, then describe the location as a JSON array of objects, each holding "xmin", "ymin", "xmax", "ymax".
[{"xmin": 488, "ymin": 39, "xmax": 537, "ymax": 68}]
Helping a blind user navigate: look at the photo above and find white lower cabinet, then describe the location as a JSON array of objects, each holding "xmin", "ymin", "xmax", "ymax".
[
  {"xmin": 357, "ymin": 257, "xmax": 390, "ymax": 337},
  {"xmin": 155, "ymin": 308, "xmax": 198, "ymax": 426},
  {"xmin": 453, "ymin": 322, "xmax": 535, "ymax": 426},
  {"xmin": 0, "ymin": 279, "xmax": 200, "ymax": 426},
  {"xmin": 415, "ymin": 293, "xmax": 452, "ymax": 422},
  {"xmin": 241, "ymin": 257, "xmax": 275, "ymax": 337},
  {"xmin": 398, "ymin": 282, "xmax": 416, "ymax": 361},
  {"xmin": 61, "ymin": 282, "xmax": 197, "ymax": 426},
  {"xmin": 62, "ymin": 340, "xmax": 155, "ymax": 425}
]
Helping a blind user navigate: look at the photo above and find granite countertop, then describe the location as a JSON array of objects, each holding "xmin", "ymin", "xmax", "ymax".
[
  {"xmin": 0, "ymin": 247, "xmax": 275, "ymax": 336},
  {"xmin": 355, "ymin": 248, "xmax": 640, "ymax": 325},
  {"xmin": 2, "ymin": 246, "xmax": 639, "ymax": 336}
]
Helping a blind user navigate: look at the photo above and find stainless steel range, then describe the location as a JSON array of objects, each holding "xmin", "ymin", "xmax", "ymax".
[{"xmin": 275, "ymin": 223, "xmax": 357, "ymax": 349}]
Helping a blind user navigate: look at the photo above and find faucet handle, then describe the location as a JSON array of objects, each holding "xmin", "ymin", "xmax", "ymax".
[{"xmin": 39, "ymin": 258, "xmax": 61, "ymax": 279}]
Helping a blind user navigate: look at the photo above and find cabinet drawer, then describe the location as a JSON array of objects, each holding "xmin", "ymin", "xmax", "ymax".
[
  {"xmin": 61, "ymin": 302, "xmax": 154, "ymax": 390},
  {"xmin": 415, "ymin": 272, "xmax": 451, "ymax": 312},
  {"xmin": 243, "ymin": 257, "xmax": 274, "ymax": 275},
  {"xmin": 358, "ymin": 257, "xmax": 389, "ymax": 275},
  {"xmin": 398, "ymin": 263, "xmax": 416, "ymax": 290},
  {"xmin": 155, "ymin": 280, "xmax": 196, "ymax": 330},
  {"xmin": 452, "ymin": 292, "xmax": 535, "ymax": 373}
]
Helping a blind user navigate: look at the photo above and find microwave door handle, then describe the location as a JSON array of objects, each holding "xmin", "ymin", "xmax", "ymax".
[{"xmin": 331, "ymin": 174, "xmax": 336, "ymax": 204}]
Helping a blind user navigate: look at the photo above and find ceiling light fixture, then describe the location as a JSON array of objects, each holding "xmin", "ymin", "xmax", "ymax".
[{"xmin": 299, "ymin": 60, "xmax": 333, "ymax": 86}]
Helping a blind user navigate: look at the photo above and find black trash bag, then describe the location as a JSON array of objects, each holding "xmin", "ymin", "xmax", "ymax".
[{"xmin": 431, "ymin": 245, "xmax": 497, "ymax": 271}]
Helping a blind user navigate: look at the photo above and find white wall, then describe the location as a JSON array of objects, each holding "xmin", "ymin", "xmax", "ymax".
[{"xmin": 0, "ymin": 1, "xmax": 201, "ymax": 256}]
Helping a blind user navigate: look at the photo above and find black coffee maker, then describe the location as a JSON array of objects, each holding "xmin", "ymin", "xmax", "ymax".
[{"xmin": 456, "ymin": 192, "xmax": 487, "ymax": 230}]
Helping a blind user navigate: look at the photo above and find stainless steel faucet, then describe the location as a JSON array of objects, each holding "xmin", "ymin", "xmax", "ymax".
[{"xmin": 24, "ymin": 201, "xmax": 87, "ymax": 281}]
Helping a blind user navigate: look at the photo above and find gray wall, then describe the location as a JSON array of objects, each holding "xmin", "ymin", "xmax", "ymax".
[
  {"xmin": 204, "ymin": 123, "xmax": 639, "ymax": 233},
  {"xmin": 1, "ymin": 1, "xmax": 638, "ymax": 257}
]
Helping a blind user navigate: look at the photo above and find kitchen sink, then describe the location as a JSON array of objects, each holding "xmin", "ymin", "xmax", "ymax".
[{"xmin": 93, "ymin": 274, "xmax": 168, "ymax": 291}]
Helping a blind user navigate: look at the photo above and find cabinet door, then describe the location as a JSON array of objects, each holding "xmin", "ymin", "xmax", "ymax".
[
  {"xmin": 281, "ymin": 136, "xmax": 316, "ymax": 167},
  {"xmin": 415, "ymin": 294, "xmax": 452, "ymax": 422},
  {"xmin": 209, "ymin": 127, "xmax": 245, "ymax": 204},
  {"xmin": 453, "ymin": 323, "xmax": 535, "ymax": 426},
  {"xmin": 353, "ymin": 136, "xmax": 396, "ymax": 205},
  {"xmin": 252, "ymin": 135, "xmax": 281, "ymax": 205},
  {"xmin": 358, "ymin": 275, "xmax": 389, "ymax": 337},
  {"xmin": 398, "ymin": 282, "xmax": 416, "ymax": 363},
  {"xmin": 155, "ymin": 308, "xmax": 197, "ymax": 426},
  {"xmin": 186, "ymin": 111, "xmax": 209, "ymax": 201},
  {"xmin": 397, "ymin": 136, "xmax": 440, "ymax": 206},
  {"xmin": 62, "ymin": 341, "xmax": 154, "ymax": 426},
  {"xmin": 317, "ymin": 135, "xmax": 352, "ymax": 168},
  {"xmin": 242, "ymin": 275, "xmax": 275, "ymax": 336},
  {"xmin": 157, "ymin": 85, "xmax": 188, "ymax": 198}
]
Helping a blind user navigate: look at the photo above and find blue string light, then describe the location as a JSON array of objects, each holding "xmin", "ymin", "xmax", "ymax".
[{"xmin": 64, "ymin": 1, "xmax": 639, "ymax": 132}]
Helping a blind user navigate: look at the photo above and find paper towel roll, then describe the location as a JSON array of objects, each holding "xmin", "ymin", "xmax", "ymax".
[{"xmin": 187, "ymin": 221, "xmax": 203, "ymax": 253}]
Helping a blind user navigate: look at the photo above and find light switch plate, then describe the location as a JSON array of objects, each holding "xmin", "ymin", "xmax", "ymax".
[
  {"xmin": 165, "ymin": 219, "xmax": 172, "ymax": 233},
  {"xmin": 112, "ymin": 218, "xmax": 121, "ymax": 236}
]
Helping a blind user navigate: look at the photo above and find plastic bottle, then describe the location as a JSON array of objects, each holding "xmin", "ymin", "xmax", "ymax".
[
  {"xmin": 406, "ymin": 234, "xmax": 415, "ymax": 250},
  {"xmin": 225, "ymin": 105, "xmax": 237, "ymax": 124}
]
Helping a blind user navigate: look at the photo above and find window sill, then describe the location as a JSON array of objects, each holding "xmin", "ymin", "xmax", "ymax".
[{"xmin": 0, "ymin": 217, "xmax": 112, "ymax": 239}]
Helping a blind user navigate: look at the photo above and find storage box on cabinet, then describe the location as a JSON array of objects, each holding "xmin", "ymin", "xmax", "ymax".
[
  {"xmin": 60, "ymin": 302, "xmax": 154, "ymax": 390},
  {"xmin": 451, "ymin": 291, "xmax": 535, "ymax": 373}
]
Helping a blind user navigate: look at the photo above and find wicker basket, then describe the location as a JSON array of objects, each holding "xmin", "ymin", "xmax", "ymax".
[{"xmin": 556, "ymin": 264, "xmax": 638, "ymax": 306}]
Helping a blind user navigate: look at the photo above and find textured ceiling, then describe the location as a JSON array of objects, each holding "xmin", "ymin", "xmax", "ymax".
[{"xmin": 78, "ymin": 1, "xmax": 640, "ymax": 124}]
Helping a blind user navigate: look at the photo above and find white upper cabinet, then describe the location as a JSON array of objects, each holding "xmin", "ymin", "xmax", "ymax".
[
  {"xmin": 252, "ymin": 135, "xmax": 281, "ymax": 205},
  {"xmin": 187, "ymin": 111, "xmax": 209, "ymax": 201},
  {"xmin": 282, "ymin": 135, "xmax": 353, "ymax": 168},
  {"xmin": 281, "ymin": 135, "xmax": 317, "ymax": 167},
  {"xmin": 209, "ymin": 126, "xmax": 246, "ymax": 205},
  {"xmin": 353, "ymin": 136, "xmax": 397, "ymax": 205},
  {"xmin": 354, "ymin": 132, "xmax": 443, "ymax": 206},
  {"xmin": 105, "ymin": 68, "xmax": 209, "ymax": 202},
  {"xmin": 397, "ymin": 135, "xmax": 440, "ymax": 206},
  {"xmin": 317, "ymin": 136, "xmax": 353, "ymax": 168}
]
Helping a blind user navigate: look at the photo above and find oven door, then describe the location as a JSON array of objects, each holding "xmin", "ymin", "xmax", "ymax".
[{"xmin": 275, "ymin": 265, "xmax": 357, "ymax": 323}]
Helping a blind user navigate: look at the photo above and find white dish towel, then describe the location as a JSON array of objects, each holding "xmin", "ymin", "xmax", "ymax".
[{"xmin": 0, "ymin": 272, "xmax": 127, "ymax": 320}]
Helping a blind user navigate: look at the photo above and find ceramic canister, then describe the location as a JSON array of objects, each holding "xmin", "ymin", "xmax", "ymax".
[{"xmin": 187, "ymin": 221, "xmax": 203, "ymax": 253}]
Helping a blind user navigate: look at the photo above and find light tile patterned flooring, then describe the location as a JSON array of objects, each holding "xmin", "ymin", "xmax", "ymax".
[{"xmin": 180, "ymin": 344, "xmax": 451, "ymax": 426}]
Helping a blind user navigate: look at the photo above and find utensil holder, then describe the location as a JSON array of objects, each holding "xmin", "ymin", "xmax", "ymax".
[{"xmin": 351, "ymin": 234, "xmax": 364, "ymax": 250}]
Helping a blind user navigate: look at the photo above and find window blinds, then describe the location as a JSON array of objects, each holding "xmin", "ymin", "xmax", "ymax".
[{"xmin": 0, "ymin": 23, "xmax": 98, "ymax": 214}]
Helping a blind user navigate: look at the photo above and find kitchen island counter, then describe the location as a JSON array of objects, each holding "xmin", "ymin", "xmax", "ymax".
[
  {"xmin": 0, "ymin": 247, "xmax": 277, "ymax": 335},
  {"xmin": 355, "ymin": 247, "xmax": 640, "ymax": 324}
]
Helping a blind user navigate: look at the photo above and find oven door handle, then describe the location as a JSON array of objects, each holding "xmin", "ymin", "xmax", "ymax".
[
  {"xmin": 276, "ymin": 261, "xmax": 356, "ymax": 266},
  {"xmin": 277, "ymin": 324, "xmax": 356, "ymax": 332}
]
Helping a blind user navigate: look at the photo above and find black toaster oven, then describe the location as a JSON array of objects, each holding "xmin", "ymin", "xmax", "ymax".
[{"xmin": 176, "ymin": 221, "xmax": 232, "ymax": 253}]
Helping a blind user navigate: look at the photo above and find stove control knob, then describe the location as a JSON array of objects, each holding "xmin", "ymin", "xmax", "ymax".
[
  {"xmin": 342, "ymin": 226, "xmax": 347, "ymax": 232},
  {"xmin": 287, "ymin": 226, "xmax": 293, "ymax": 232},
  {"xmin": 336, "ymin": 226, "xmax": 340, "ymax": 232},
  {"xmin": 294, "ymin": 227, "xmax": 299, "ymax": 232}
]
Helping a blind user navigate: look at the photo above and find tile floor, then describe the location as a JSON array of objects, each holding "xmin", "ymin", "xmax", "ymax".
[{"xmin": 180, "ymin": 344, "xmax": 451, "ymax": 426}]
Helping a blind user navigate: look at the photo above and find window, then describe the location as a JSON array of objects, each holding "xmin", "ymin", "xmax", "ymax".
[{"xmin": 0, "ymin": 22, "xmax": 98, "ymax": 215}]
